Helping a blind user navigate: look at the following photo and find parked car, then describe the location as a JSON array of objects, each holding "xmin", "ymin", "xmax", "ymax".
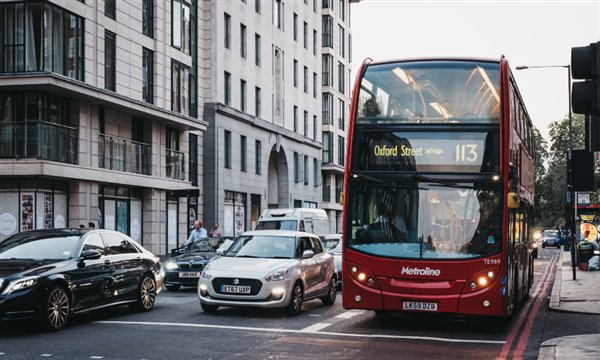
[
  {"xmin": 322, "ymin": 234, "xmax": 342, "ymax": 288},
  {"xmin": 164, "ymin": 237, "xmax": 234, "ymax": 291},
  {"xmin": 542, "ymin": 230, "xmax": 560, "ymax": 248},
  {"xmin": 0, "ymin": 229, "xmax": 163, "ymax": 331},
  {"xmin": 197, "ymin": 230, "xmax": 337, "ymax": 315}
]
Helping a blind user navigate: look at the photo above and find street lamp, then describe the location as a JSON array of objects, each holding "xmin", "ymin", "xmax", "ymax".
[{"xmin": 515, "ymin": 64, "xmax": 576, "ymax": 280}]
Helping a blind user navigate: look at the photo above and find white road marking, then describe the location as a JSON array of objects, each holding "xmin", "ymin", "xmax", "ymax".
[
  {"xmin": 96, "ymin": 320, "xmax": 505, "ymax": 345},
  {"xmin": 300, "ymin": 322, "xmax": 332, "ymax": 332},
  {"xmin": 89, "ymin": 357, "xmax": 104, "ymax": 359},
  {"xmin": 334, "ymin": 310, "xmax": 364, "ymax": 319},
  {"xmin": 40, "ymin": 355, "xmax": 52, "ymax": 357}
]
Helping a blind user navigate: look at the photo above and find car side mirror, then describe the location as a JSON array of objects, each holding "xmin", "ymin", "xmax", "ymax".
[
  {"xmin": 302, "ymin": 250, "xmax": 315, "ymax": 259},
  {"xmin": 216, "ymin": 248, "xmax": 225, "ymax": 255},
  {"xmin": 80, "ymin": 249, "xmax": 102, "ymax": 260}
]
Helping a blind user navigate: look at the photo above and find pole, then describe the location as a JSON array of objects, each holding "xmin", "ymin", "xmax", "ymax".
[{"xmin": 567, "ymin": 65, "xmax": 577, "ymax": 280}]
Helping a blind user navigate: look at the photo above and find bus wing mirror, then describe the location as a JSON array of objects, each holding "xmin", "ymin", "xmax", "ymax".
[{"xmin": 507, "ymin": 192, "xmax": 519, "ymax": 209}]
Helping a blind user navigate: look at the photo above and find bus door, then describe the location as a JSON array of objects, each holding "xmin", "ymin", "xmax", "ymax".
[{"xmin": 507, "ymin": 207, "xmax": 517, "ymax": 313}]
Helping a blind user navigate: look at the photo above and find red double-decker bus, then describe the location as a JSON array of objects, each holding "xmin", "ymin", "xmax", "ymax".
[{"xmin": 342, "ymin": 57, "xmax": 535, "ymax": 317}]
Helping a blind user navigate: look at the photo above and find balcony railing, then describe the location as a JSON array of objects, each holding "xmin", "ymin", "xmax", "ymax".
[
  {"xmin": 99, "ymin": 134, "xmax": 150, "ymax": 175},
  {"xmin": 0, "ymin": 121, "xmax": 77, "ymax": 163},
  {"xmin": 335, "ymin": 186, "xmax": 343, "ymax": 204},
  {"xmin": 166, "ymin": 148, "xmax": 185, "ymax": 180}
]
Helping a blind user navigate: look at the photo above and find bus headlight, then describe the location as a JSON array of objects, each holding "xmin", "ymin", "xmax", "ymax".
[
  {"xmin": 348, "ymin": 262, "xmax": 379, "ymax": 289},
  {"xmin": 466, "ymin": 269, "xmax": 497, "ymax": 292}
]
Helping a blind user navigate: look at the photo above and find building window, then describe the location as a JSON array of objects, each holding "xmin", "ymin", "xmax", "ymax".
[
  {"xmin": 224, "ymin": 130, "xmax": 231, "ymax": 169},
  {"xmin": 338, "ymin": 25, "xmax": 345, "ymax": 58},
  {"xmin": 338, "ymin": 135, "xmax": 345, "ymax": 166},
  {"xmin": 313, "ymin": 29, "xmax": 317, "ymax": 56},
  {"xmin": 0, "ymin": 3, "xmax": 84, "ymax": 80},
  {"xmin": 172, "ymin": 0, "xmax": 190, "ymax": 54},
  {"xmin": 224, "ymin": 13, "xmax": 231, "ymax": 49},
  {"xmin": 293, "ymin": 59, "xmax": 298, "ymax": 88},
  {"xmin": 293, "ymin": 105, "xmax": 298, "ymax": 132},
  {"xmin": 294, "ymin": 152, "xmax": 303, "ymax": 183},
  {"xmin": 224, "ymin": 71, "xmax": 231, "ymax": 106},
  {"xmin": 303, "ymin": 22, "xmax": 308, "ymax": 49},
  {"xmin": 339, "ymin": 0, "xmax": 345, "ymax": 21},
  {"xmin": 255, "ymin": 0, "xmax": 261, "ymax": 13},
  {"xmin": 338, "ymin": 99, "xmax": 345, "ymax": 130},
  {"xmin": 303, "ymin": 111, "xmax": 308, "ymax": 137},
  {"xmin": 240, "ymin": 23, "xmax": 247, "ymax": 58},
  {"xmin": 322, "ymin": 55, "xmax": 333, "ymax": 86},
  {"xmin": 255, "ymin": 86, "xmax": 261, "ymax": 118},
  {"xmin": 255, "ymin": 33, "xmax": 261, "ymax": 66},
  {"xmin": 171, "ymin": 60, "xmax": 190, "ymax": 115},
  {"xmin": 323, "ymin": 132, "xmax": 333, "ymax": 164},
  {"xmin": 293, "ymin": 13, "xmax": 298, "ymax": 41},
  {"xmin": 322, "ymin": 15, "xmax": 333, "ymax": 48},
  {"xmin": 338, "ymin": 61, "xmax": 345, "ymax": 94},
  {"xmin": 142, "ymin": 48, "xmax": 154, "ymax": 104},
  {"xmin": 314, "ymin": 158, "xmax": 321, "ymax": 186},
  {"xmin": 241, "ymin": 135, "xmax": 247, "ymax": 172},
  {"xmin": 313, "ymin": 72, "xmax": 317, "ymax": 98},
  {"xmin": 142, "ymin": 0, "xmax": 153, "ymax": 37},
  {"xmin": 105, "ymin": 0, "xmax": 116, "ymax": 19},
  {"xmin": 255, "ymin": 140, "xmax": 262, "ymax": 175},
  {"xmin": 322, "ymin": 93, "xmax": 332, "ymax": 125},
  {"xmin": 348, "ymin": 34, "xmax": 352, "ymax": 62},
  {"xmin": 313, "ymin": 115, "xmax": 317, "ymax": 139},
  {"xmin": 104, "ymin": 31, "xmax": 116, "ymax": 91},
  {"xmin": 273, "ymin": 0, "xmax": 282, "ymax": 29},
  {"xmin": 240, "ymin": 79, "xmax": 247, "ymax": 112},
  {"xmin": 303, "ymin": 66, "xmax": 308, "ymax": 93},
  {"xmin": 304, "ymin": 155, "xmax": 309, "ymax": 185}
]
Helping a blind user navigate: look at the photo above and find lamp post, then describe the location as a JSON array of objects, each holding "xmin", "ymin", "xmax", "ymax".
[{"xmin": 516, "ymin": 64, "xmax": 576, "ymax": 280}]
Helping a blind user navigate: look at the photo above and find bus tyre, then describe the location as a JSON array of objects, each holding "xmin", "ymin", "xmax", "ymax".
[
  {"xmin": 321, "ymin": 276, "xmax": 337, "ymax": 306},
  {"xmin": 285, "ymin": 283, "xmax": 303, "ymax": 316}
]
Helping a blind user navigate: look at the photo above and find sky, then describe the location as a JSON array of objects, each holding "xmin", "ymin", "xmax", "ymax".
[{"xmin": 350, "ymin": 0, "xmax": 600, "ymax": 142}]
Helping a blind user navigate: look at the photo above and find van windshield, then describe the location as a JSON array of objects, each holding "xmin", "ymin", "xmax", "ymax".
[{"xmin": 255, "ymin": 220, "xmax": 298, "ymax": 231}]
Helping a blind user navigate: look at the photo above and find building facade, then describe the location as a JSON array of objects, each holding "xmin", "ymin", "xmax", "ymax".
[{"xmin": 0, "ymin": 0, "xmax": 204, "ymax": 255}]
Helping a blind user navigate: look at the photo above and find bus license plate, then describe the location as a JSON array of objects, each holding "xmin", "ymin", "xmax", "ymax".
[
  {"xmin": 403, "ymin": 301, "xmax": 437, "ymax": 311},
  {"xmin": 221, "ymin": 285, "xmax": 251, "ymax": 294},
  {"xmin": 179, "ymin": 272, "xmax": 201, "ymax": 278}
]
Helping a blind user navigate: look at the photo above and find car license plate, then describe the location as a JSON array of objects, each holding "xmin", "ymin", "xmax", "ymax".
[
  {"xmin": 402, "ymin": 301, "xmax": 438, "ymax": 311},
  {"xmin": 179, "ymin": 271, "xmax": 201, "ymax": 278},
  {"xmin": 221, "ymin": 285, "xmax": 251, "ymax": 294}
]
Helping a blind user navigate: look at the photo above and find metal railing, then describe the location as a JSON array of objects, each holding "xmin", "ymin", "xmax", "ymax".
[
  {"xmin": 166, "ymin": 148, "xmax": 185, "ymax": 180},
  {"xmin": 0, "ymin": 121, "xmax": 77, "ymax": 163},
  {"xmin": 99, "ymin": 134, "xmax": 150, "ymax": 175}
]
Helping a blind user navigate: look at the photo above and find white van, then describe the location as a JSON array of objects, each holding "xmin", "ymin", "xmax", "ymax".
[{"xmin": 254, "ymin": 208, "xmax": 330, "ymax": 237}]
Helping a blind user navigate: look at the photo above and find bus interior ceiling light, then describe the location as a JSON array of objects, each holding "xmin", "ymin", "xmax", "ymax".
[{"xmin": 393, "ymin": 67, "xmax": 412, "ymax": 84}]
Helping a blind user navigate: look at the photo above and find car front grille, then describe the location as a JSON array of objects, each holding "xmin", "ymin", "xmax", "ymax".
[
  {"xmin": 212, "ymin": 278, "xmax": 263, "ymax": 296},
  {"xmin": 178, "ymin": 263, "xmax": 204, "ymax": 271}
]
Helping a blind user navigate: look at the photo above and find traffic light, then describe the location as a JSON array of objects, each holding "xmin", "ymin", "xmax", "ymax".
[
  {"xmin": 586, "ymin": 115, "xmax": 600, "ymax": 151},
  {"xmin": 569, "ymin": 149, "xmax": 594, "ymax": 191},
  {"xmin": 571, "ymin": 41, "xmax": 600, "ymax": 115}
]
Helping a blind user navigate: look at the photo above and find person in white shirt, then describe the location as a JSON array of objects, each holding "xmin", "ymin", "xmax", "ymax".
[{"xmin": 184, "ymin": 220, "xmax": 207, "ymax": 246}]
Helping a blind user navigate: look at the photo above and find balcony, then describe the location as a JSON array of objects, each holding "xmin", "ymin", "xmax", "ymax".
[
  {"xmin": 0, "ymin": 121, "xmax": 77, "ymax": 163},
  {"xmin": 99, "ymin": 134, "xmax": 150, "ymax": 175},
  {"xmin": 166, "ymin": 149, "xmax": 185, "ymax": 180}
]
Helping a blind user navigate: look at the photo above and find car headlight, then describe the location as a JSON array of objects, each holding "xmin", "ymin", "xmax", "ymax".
[
  {"xmin": 165, "ymin": 261, "xmax": 178, "ymax": 270},
  {"xmin": 1, "ymin": 276, "xmax": 38, "ymax": 295},
  {"xmin": 200, "ymin": 265, "xmax": 213, "ymax": 280},
  {"xmin": 265, "ymin": 268, "xmax": 289, "ymax": 282},
  {"xmin": 532, "ymin": 243, "xmax": 538, "ymax": 248}
]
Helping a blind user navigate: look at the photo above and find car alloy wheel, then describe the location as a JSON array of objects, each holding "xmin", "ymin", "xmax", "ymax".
[
  {"xmin": 321, "ymin": 276, "xmax": 337, "ymax": 306},
  {"xmin": 44, "ymin": 286, "xmax": 70, "ymax": 331},
  {"xmin": 285, "ymin": 283, "xmax": 303, "ymax": 316},
  {"xmin": 132, "ymin": 275, "xmax": 156, "ymax": 311}
]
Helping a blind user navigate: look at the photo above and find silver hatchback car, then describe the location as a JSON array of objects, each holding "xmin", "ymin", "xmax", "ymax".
[{"xmin": 197, "ymin": 230, "xmax": 337, "ymax": 315}]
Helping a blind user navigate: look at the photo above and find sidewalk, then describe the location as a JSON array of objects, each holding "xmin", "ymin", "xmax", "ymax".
[{"xmin": 538, "ymin": 249, "xmax": 600, "ymax": 360}]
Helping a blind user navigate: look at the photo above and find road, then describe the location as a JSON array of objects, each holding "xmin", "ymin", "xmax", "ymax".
[{"xmin": 1, "ymin": 247, "xmax": 597, "ymax": 360}]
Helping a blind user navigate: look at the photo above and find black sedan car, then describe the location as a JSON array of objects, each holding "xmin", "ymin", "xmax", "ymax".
[
  {"xmin": 164, "ymin": 237, "xmax": 234, "ymax": 291},
  {"xmin": 0, "ymin": 229, "xmax": 164, "ymax": 330}
]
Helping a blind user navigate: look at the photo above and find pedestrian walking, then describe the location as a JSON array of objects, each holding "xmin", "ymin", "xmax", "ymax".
[{"xmin": 209, "ymin": 223, "xmax": 224, "ymax": 237}]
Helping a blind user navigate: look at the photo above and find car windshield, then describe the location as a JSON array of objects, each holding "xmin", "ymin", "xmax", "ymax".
[
  {"xmin": 188, "ymin": 238, "xmax": 224, "ymax": 253},
  {"xmin": 0, "ymin": 234, "xmax": 82, "ymax": 260},
  {"xmin": 322, "ymin": 237, "xmax": 341, "ymax": 251},
  {"xmin": 544, "ymin": 231, "xmax": 558, "ymax": 239},
  {"xmin": 255, "ymin": 220, "xmax": 298, "ymax": 231},
  {"xmin": 225, "ymin": 235, "xmax": 297, "ymax": 259}
]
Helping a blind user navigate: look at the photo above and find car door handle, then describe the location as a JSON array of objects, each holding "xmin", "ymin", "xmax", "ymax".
[{"xmin": 104, "ymin": 260, "xmax": 111, "ymax": 265}]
